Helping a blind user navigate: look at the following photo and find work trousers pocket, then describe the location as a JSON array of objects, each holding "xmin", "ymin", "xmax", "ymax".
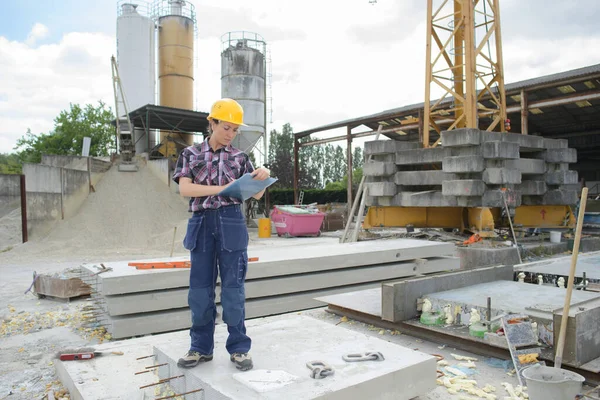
[
  {"xmin": 183, "ymin": 216, "xmax": 204, "ymax": 251},
  {"xmin": 220, "ymin": 216, "xmax": 248, "ymax": 252}
]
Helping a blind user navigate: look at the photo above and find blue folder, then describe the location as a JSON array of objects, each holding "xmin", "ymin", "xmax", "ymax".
[{"xmin": 218, "ymin": 173, "xmax": 278, "ymax": 201}]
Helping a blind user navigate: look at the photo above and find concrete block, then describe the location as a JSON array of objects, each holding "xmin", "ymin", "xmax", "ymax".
[
  {"xmin": 366, "ymin": 182, "xmax": 396, "ymax": 196},
  {"xmin": 394, "ymin": 191, "xmax": 459, "ymax": 207},
  {"xmin": 546, "ymin": 171, "xmax": 579, "ymax": 185},
  {"xmin": 443, "ymin": 156, "xmax": 485, "ymax": 173},
  {"xmin": 544, "ymin": 190, "xmax": 579, "ymax": 205},
  {"xmin": 363, "ymin": 161, "xmax": 396, "ymax": 177},
  {"xmin": 154, "ymin": 315, "xmax": 437, "ymax": 400},
  {"xmin": 480, "ymin": 131, "xmax": 505, "ymax": 143},
  {"xmin": 482, "ymin": 141, "xmax": 520, "ymax": 159},
  {"xmin": 518, "ymin": 181, "xmax": 547, "ymax": 195},
  {"xmin": 364, "ymin": 140, "xmax": 395, "ymax": 155},
  {"xmin": 394, "ymin": 141, "xmax": 421, "ymax": 151},
  {"xmin": 395, "ymin": 170, "xmax": 457, "ymax": 186},
  {"xmin": 543, "ymin": 138, "xmax": 569, "ymax": 149},
  {"xmin": 545, "ymin": 148, "xmax": 577, "ymax": 163},
  {"xmin": 458, "ymin": 248, "xmax": 522, "ymax": 270},
  {"xmin": 440, "ymin": 128, "xmax": 481, "ymax": 147},
  {"xmin": 482, "ymin": 189, "xmax": 521, "ymax": 208},
  {"xmin": 483, "ymin": 168, "xmax": 522, "ymax": 184},
  {"xmin": 442, "ymin": 180, "xmax": 486, "ymax": 196},
  {"xmin": 546, "ymin": 163, "xmax": 570, "ymax": 172},
  {"xmin": 502, "ymin": 133, "xmax": 545, "ymax": 151},
  {"xmin": 381, "ymin": 265, "xmax": 514, "ymax": 322},
  {"xmin": 450, "ymin": 146, "xmax": 482, "ymax": 157},
  {"xmin": 366, "ymin": 196, "xmax": 393, "ymax": 207},
  {"xmin": 396, "ymin": 147, "xmax": 449, "ymax": 165},
  {"xmin": 504, "ymin": 159, "xmax": 546, "ymax": 175},
  {"xmin": 553, "ymin": 298, "xmax": 600, "ymax": 366}
]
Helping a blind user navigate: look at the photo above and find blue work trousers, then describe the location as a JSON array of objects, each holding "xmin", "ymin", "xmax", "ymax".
[{"xmin": 183, "ymin": 204, "xmax": 251, "ymax": 355}]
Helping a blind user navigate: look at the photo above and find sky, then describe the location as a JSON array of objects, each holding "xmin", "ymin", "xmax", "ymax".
[{"xmin": 1, "ymin": 0, "xmax": 599, "ymax": 156}]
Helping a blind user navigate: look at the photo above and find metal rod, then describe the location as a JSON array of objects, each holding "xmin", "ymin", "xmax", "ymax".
[
  {"xmin": 487, "ymin": 297, "xmax": 492, "ymax": 332},
  {"xmin": 20, "ymin": 174, "xmax": 28, "ymax": 243},
  {"xmin": 139, "ymin": 375, "xmax": 184, "ymax": 389},
  {"xmin": 136, "ymin": 355, "xmax": 155, "ymax": 360},
  {"xmin": 135, "ymin": 370, "xmax": 151, "ymax": 375},
  {"xmin": 155, "ymin": 388, "xmax": 203, "ymax": 400},
  {"xmin": 145, "ymin": 363, "xmax": 167, "ymax": 370}
]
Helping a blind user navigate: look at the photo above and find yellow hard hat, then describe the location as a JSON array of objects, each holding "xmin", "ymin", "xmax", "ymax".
[{"xmin": 207, "ymin": 98, "xmax": 247, "ymax": 126}]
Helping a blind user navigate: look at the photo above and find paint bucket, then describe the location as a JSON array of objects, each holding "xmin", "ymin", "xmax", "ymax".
[
  {"xmin": 522, "ymin": 365, "xmax": 584, "ymax": 400},
  {"xmin": 258, "ymin": 218, "xmax": 271, "ymax": 238},
  {"xmin": 550, "ymin": 231, "xmax": 562, "ymax": 243}
]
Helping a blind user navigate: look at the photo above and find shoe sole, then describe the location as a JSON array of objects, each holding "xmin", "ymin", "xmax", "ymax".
[
  {"xmin": 230, "ymin": 358, "xmax": 253, "ymax": 371},
  {"xmin": 177, "ymin": 356, "xmax": 213, "ymax": 368}
]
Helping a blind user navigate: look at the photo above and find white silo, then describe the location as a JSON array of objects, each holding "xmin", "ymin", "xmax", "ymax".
[
  {"xmin": 221, "ymin": 32, "xmax": 267, "ymax": 157},
  {"xmin": 116, "ymin": 1, "xmax": 156, "ymax": 153}
]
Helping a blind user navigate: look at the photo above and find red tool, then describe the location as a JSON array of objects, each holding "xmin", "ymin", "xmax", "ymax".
[{"xmin": 58, "ymin": 349, "xmax": 124, "ymax": 361}]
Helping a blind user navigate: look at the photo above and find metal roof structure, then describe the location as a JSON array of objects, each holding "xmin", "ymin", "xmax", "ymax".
[
  {"xmin": 124, "ymin": 104, "xmax": 210, "ymax": 133},
  {"xmin": 295, "ymin": 64, "xmax": 600, "ymax": 149}
]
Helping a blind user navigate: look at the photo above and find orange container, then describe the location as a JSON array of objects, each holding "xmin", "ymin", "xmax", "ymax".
[{"xmin": 258, "ymin": 218, "xmax": 271, "ymax": 238}]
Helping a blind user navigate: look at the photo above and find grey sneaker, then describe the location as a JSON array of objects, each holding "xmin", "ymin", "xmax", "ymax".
[
  {"xmin": 177, "ymin": 351, "xmax": 213, "ymax": 368},
  {"xmin": 230, "ymin": 352, "xmax": 253, "ymax": 371}
]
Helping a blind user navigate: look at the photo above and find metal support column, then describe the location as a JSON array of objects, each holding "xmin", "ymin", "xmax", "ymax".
[
  {"xmin": 346, "ymin": 126, "xmax": 353, "ymax": 212},
  {"xmin": 20, "ymin": 174, "xmax": 27, "ymax": 243},
  {"xmin": 293, "ymin": 138, "xmax": 299, "ymax": 205},
  {"xmin": 521, "ymin": 89, "xmax": 529, "ymax": 135}
]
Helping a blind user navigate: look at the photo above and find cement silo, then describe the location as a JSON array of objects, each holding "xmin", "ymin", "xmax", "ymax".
[
  {"xmin": 154, "ymin": 0, "xmax": 195, "ymax": 157},
  {"xmin": 221, "ymin": 32, "xmax": 267, "ymax": 156},
  {"xmin": 116, "ymin": 1, "xmax": 156, "ymax": 154}
]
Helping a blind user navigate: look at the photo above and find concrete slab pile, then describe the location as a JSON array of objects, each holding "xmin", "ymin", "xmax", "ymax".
[
  {"xmin": 81, "ymin": 239, "xmax": 458, "ymax": 338},
  {"xmin": 363, "ymin": 128, "xmax": 579, "ymax": 208}
]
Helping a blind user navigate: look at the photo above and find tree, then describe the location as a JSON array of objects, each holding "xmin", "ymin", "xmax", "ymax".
[
  {"xmin": 15, "ymin": 101, "xmax": 115, "ymax": 164},
  {"xmin": 332, "ymin": 145, "xmax": 346, "ymax": 183},
  {"xmin": 352, "ymin": 146, "xmax": 363, "ymax": 170},
  {"xmin": 267, "ymin": 123, "xmax": 295, "ymax": 188},
  {"xmin": 0, "ymin": 153, "xmax": 22, "ymax": 174}
]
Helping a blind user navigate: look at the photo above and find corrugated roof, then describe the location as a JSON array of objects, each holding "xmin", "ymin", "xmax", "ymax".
[{"xmin": 295, "ymin": 63, "xmax": 600, "ymax": 138}]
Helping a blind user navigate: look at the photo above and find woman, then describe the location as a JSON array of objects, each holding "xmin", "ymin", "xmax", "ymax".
[{"xmin": 172, "ymin": 98, "xmax": 270, "ymax": 371}]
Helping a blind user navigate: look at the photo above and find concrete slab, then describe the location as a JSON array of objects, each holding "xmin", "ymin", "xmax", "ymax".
[
  {"xmin": 366, "ymin": 182, "xmax": 397, "ymax": 196},
  {"xmin": 83, "ymin": 239, "xmax": 455, "ymax": 295},
  {"xmin": 381, "ymin": 265, "xmax": 514, "ymax": 322},
  {"xmin": 153, "ymin": 314, "xmax": 437, "ymax": 400},
  {"xmin": 514, "ymin": 251, "xmax": 600, "ymax": 281},
  {"xmin": 442, "ymin": 180, "xmax": 486, "ymax": 196},
  {"xmin": 396, "ymin": 148, "xmax": 449, "ymax": 165},
  {"xmin": 545, "ymin": 148, "xmax": 577, "ymax": 163},
  {"xmin": 458, "ymin": 247, "xmax": 522, "ymax": 269},
  {"xmin": 55, "ymin": 313, "xmax": 436, "ymax": 400},
  {"xmin": 101, "ymin": 282, "xmax": 387, "ymax": 338},
  {"xmin": 543, "ymin": 138, "xmax": 569, "ymax": 149},
  {"xmin": 483, "ymin": 168, "xmax": 522, "ymax": 184},
  {"xmin": 546, "ymin": 171, "xmax": 579, "ymax": 185},
  {"xmin": 504, "ymin": 159, "xmax": 547, "ymax": 175},
  {"xmin": 518, "ymin": 180, "xmax": 547, "ymax": 195},
  {"xmin": 101, "ymin": 257, "xmax": 460, "ymax": 316},
  {"xmin": 440, "ymin": 128, "xmax": 481, "ymax": 147},
  {"xmin": 363, "ymin": 162, "xmax": 396, "ymax": 177},
  {"xmin": 394, "ymin": 191, "xmax": 459, "ymax": 207},
  {"xmin": 364, "ymin": 140, "xmax": 419, "ymax": 155},
  {"xmin": 481, "ymin": 189, "xmax": 521, "ymax": 208},
  {"xmin": 394, "ymin": 170, "xmax": 457, "ymax": 186},
  {"xmin": 425, "ymin": 280, "xmax": 600, "ymax": 321},
  {"xmin": 442, "ymin": 156, "xmax": 485, "ymax": 173},
  {"xmin": 501, "ymin": 134, "xmax": 545, "ymax": 151},
  {"xmin": 482, "ymin": 141, "xmax": 520, "ymax": 159},
  {"xmin": 316, "ymin": 288, "xmax": 381, "ymax": 318}
]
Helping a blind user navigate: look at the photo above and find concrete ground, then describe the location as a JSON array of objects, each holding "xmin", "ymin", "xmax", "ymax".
[{"xmin": 1, "ymin": 227, "xmax": 596, "ymax": 399}]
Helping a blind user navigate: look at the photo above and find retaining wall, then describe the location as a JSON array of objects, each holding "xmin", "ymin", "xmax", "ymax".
[{"xmin": 0, "ymin": 174, "xmax": 21, "ymax": 218}]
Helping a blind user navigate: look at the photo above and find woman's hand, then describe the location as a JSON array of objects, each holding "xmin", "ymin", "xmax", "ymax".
[{"xmin": 251, "ymin": 167, "xmax": 270, "ymax": 181}]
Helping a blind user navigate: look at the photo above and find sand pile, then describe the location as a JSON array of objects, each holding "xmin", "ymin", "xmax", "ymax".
[{"xmin": 1, "ymin": 164, "xmax": 192, "ymax": 263}]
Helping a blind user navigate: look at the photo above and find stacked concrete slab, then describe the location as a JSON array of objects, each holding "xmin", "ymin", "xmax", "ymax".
[
  {"xmin": 81, "ymin": 239, "xmax": 458, "ymax": 338},
  {"xmin": 364, "ymin": 128, "xmax": 579, "ymax": 208}
]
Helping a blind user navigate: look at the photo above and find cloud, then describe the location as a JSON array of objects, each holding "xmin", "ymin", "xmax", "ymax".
[
  {"xmin": 0, "ymin": 32, "xmax": 114, "ymax": 153},
  {"xmin": 25, "ymin": 23, "xmax": 49, "ymax": 47}
]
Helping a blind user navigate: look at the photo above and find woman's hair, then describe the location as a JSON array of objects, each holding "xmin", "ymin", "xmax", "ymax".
[{"xmin": 207, "ymin": 119, "xmax": 220, "ymax": 135}]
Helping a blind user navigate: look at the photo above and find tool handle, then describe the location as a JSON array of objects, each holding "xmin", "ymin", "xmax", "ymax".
[{"xmin": 59, "ymin": 352, "xmax": 95, "ymax": 361}]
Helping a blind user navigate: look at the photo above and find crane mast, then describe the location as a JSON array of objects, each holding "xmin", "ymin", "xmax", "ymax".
[{"xmin": 423, "ymin": 0, "xmax": 507, "ymax": 147}]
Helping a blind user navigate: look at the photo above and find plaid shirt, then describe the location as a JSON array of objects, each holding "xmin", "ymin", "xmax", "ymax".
[{"xmin": 172, "ymin": 139, "xmax": 255, "ymax": 211}]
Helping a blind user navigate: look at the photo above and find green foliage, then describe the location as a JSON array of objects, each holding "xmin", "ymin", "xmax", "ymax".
[
  {"xmin": 14, "ymin": 101, "xmax": 115, "ymax": 164},
  {"xmin": 267, "ymin": 123, "xmax": 295, "ymax": 188},
  {"xmin": 0, "ymin": 153, "xmax": 22, "ymax": 174},
  {"xmin": 269, "ymin": 189, "xmax": 347, "ymax": 205}
]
